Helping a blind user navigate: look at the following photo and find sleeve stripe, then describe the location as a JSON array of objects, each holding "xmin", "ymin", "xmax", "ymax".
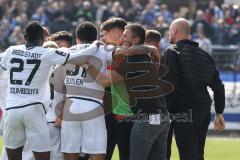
[
  {"xmin": 62, "ymin": 53, "xmax": 70, "ymax": 66},
  {"xmin": 0, "ymin": 63, "xmax": 7, "ymax": 70}
]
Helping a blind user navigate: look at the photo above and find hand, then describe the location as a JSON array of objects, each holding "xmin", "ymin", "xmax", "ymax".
[
  {"xmin": 54, "ymin": 117, "xmax": 62, "ymax": 128},
  {"xmin": 148, "ymin": 47, "xmax": 160, "ymax": 69},
  {"xmin": 114, "ymin": 48, "xmax": 127, "ymax": 59},
  {"xmin": 214, "ymin": 114, "xmax": 225, "ymax": 131}
]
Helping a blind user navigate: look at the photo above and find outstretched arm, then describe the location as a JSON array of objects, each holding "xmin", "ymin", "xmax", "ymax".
[
  {"xmin": 0, "ymin": 49, "xmax": 9, "ymax": 76},
  {"xmin": 86, "ymin": 65, "xmax": 124, "ymax": 87},
  {"xmin": 67, "ymin": 44, "xmax": 98, "ymax": 66},
  {"xmin": 114, "ymin": 45, "xmax": 160, "ymax": 66}
]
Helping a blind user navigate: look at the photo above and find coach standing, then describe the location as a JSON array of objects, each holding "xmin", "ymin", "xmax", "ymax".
[{"xmin": 163, "ymin": 18, "xmax": 226, "ymax": 160}]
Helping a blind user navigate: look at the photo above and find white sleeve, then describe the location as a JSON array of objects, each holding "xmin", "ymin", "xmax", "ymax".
[
  {"xmin": 67, "ymin": 43, "xmax": 98, "ymax": 65},
  {"xmin": 101, "ymin": 45, "xmax": 114, "ymax": 63},
  {"xmin": 46, "ymin": 47, "xmax": 70, "ymax": 65},
  {"xmin": 0, "ymin": 48, "xmax": 11, "ymax": 74}
]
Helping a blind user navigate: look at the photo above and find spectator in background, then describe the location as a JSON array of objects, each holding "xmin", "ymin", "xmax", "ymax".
[
  {"xmin": 154, "ymin": 15, "xmax": 168, "ymax": 37},
  {"xmin": 205, "ymin": 5, "xmax": 215, "ymax": 25},
  {"xmin": 0, "ymin": 0, "xmax": 5, "ymax": 20},
  {"xmin": 207, "ymin": 0, "xmax": 223, "ymax": 20},
  {"xmin": 31, "ymin": 6, "xmax": 49, "ymax": 26},
  {"xmin": 191, "ymin": 10, "xmax": 213, "ymax": 39},
  {"xmin": 221, "ymin": 3, "xmax": 235, "ymax": 25},
  {"xmin": 56, "ymin": 1, "xmax": 68, "ymax": 18},
  {"xmin": 0, "ymin": 27, "xmax": 8, "ymax": 47},
  {"xmin": 178, "ymin": 6, "xmax": 189, "ymax": 19},
  {"xmin": 17, "ymin": 13, "xmax": 28, "ymax": 27},
  {"xmin": 195, "ymin": 26, "xmax": 213, "ymax": 55},
  {"xmin": 229, "ymin": 24, "xmax": 240, "ymax": 45},
  {"xmin": 149, "ymin": 0, "xmax": 160, "ymax": 13},
  {"xmin": 50, "ymin": 12, "xmax": 72, "ymax": 33},
  {"xmin": 160, "ymin": 30, "xmax": 171, "ymax": 52},
  {"xmin": 0, "ymin": 0, "xmax": 239, "ymax": 49},
  {"xmin": 158, "ymin": 4, "xmax": 172, "ymax": 24},
  {"xmin": 8, "ymin": 0, "xmax": 19, "ymax": 18},
  {"xmin": 92, "ymin": 0, "xmax": 110, "ymax": 26},
  {"xmin": 46, "ymin": 1, "xmax": 68, "ymax": 21},
  {"xmin": 212, "ymin": 18, "xmax": 230, "ymax": 45},
  {"xmin": 141, "ymin": 3, "xmax": 155, "ymax": 26},
  {"xmin": 0, "ymin": 18, "xmax": 12, "ymax": 46},
  {"xmin": 231, "ymin": 4, "xmax": 239, "ymax": 21},
  {"xmin": 8, "ymin": 25, "xmax": 24, "ymax": 45},
  {"xmin": 188, "ymin": 0, "xmax": 197, "ymax": 20},
  {"xmin": 62, "ymin": 0, "xmax": 81, "ymax": 22},
  {"xmin": 125, "ymin": 0, "xmax": 143, "ymax": 22},
  {"xmin": 110, "ymin": 1, "xmax": 125, "ymax": 19},
  {"xmin": 20, "ymin": 1, "xmax": 31, "ymax": 18},
  {"xmin": 76, "ymin": 1, "xmax": 94, "ymax": 22},
  {"xmin": 173, "ymin": 12, "xmax": 180, "ymax": 20}
]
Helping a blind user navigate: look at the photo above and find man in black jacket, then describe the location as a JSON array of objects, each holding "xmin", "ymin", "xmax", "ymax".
[{"xmin": 163, "ymin": 18, "xmax": 225, "ymax": 160}]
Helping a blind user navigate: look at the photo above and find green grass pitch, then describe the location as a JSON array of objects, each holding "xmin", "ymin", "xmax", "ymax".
[
  {"xmin": 112, "ymin": 137, "xmax": 240, "ymax": 160},
  {"xmin": 0, "ymin": 137, "xmax": 239, "ymax": 159}
]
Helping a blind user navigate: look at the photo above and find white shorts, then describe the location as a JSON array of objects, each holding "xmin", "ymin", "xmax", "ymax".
[
  {"xmin": 3, "ymin": 104, "xmax": 50, "ymax": 152},
  {"xmin": 48, "ymin": 123, "xmax": 63, "ymax": 160},
  {"xmin": 61, "ymin": 115, "xmax": 107, "ymax": 154}
]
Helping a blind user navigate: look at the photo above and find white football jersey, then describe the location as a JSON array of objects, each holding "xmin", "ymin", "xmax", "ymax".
[
  {"xmin": 0, "ymin": 53, "xmax": 7, "ymax": 111},
  {"xmin": 0, "ymin": 44, "xmax": 97, "ymax": 110},
  {"xmin": 0, "ymin": 45, "xmax": 70, "ymax": 110},
  {"xmin": 65, "ymin": 44, "xmax": 113, "ymax": 103}
]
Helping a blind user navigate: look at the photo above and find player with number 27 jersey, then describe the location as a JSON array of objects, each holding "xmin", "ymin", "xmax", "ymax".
[
  {"xmin": 0, "ymin": 43, "xmax": 97, "ymax": 153},
  {"xmin": 0, "ymin": 44, "xmax": 97, "ymax": 111}
]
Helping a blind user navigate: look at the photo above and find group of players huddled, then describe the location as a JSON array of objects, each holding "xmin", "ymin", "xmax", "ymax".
[{"xmin": 0, "ymin": 16, "xmax": 171, "ymax": 160}]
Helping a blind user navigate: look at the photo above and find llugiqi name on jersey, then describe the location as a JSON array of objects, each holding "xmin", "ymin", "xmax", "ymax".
[{"xmin": 10, "ymin": 87, "xmax": 39, "ymax": 95}]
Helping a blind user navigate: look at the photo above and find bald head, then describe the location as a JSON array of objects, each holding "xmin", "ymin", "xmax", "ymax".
[
  {"xmin": 171, "ymin": 18, "xmax": 190, "ymax": 35},
  {"xmin": 169, "ymin": 18, "xmax": 190, "ymax": 44}
]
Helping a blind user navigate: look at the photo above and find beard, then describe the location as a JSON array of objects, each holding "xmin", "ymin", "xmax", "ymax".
[{"xmin": 169, "ymin": 38, "xmax": 175, "ymax": 44}]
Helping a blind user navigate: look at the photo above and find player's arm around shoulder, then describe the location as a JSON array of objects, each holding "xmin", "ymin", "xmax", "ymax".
[
  {"xmin": 86, "ymin": 65, "xmax": 123, "ymax": 87},
  {"xmin": 114, "ymin": 45, "xmax": 160, "ymax": 66}
]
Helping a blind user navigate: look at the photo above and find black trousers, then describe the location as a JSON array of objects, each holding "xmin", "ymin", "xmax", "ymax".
[
  {"xmin": 166, "ymin": 123, "xmax": 174, "ymax": 160},
  {"xmin": 105, "ymin": 113, "xmax": 133, "ymax": 160},
  {"xmin": 167, "ymin": 109, "xmax": 211, "ymax": 160}
]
